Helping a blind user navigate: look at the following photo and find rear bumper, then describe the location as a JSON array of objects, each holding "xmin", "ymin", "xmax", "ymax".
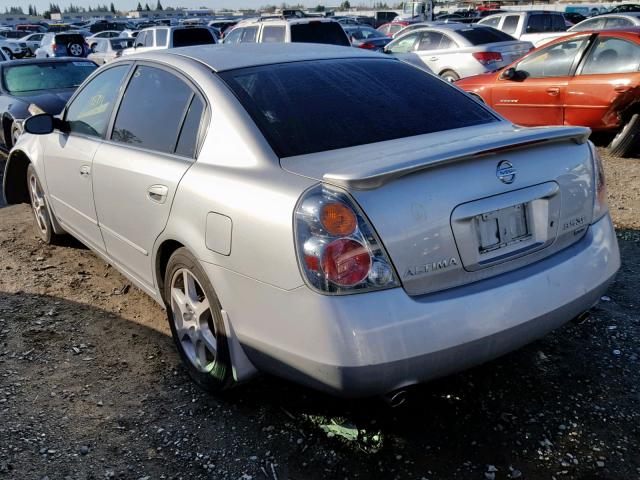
[{"xmin": 203, "ymin": 214, "xmax": 620, "ymax": 397}]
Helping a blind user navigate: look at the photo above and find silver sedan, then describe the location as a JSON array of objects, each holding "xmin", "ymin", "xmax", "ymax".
[
  {"xmin": 385, "ymin": 23, "xmax": 532, "ymax": 81},
  {"xmin": 3, "ymin": 44, "xmax": 619, "ymax": 397}
]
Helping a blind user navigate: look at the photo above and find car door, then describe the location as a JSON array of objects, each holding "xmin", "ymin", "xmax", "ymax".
[
  {"xmin": 42, "ymin": 64, "xmax": 131, "ymax": 253},
  {"xmin": 567, "ymin": 34, "xmax": 640, "ymax": 129},
  {"xmin": 411, "ymin": 31, "xmax": 450, "ymax": 73},
  {"xmin": 92, "ymin": 63, "xmax": 206, "ymax": 287},
  {"xmin": 490, "ymin": 36, "xmax": 590, "ymax": 126}
]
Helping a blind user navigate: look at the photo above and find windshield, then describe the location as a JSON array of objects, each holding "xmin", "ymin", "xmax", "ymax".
[
  {"xmin": 3, "ymin": 61, "xmax": 97, "ymax": 93},
  {"xmin": 290, "ymin": 22, "xmax": 350, "ymax": 46},
  {"xmin": 457, "ymin": 27, "xmax": 516, "ymax": 44},
  {"xmin": 219, "ymin": 58, "xmax": 497, "ymax": 158}
]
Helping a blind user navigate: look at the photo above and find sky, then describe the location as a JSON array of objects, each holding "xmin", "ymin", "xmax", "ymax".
[{"xmin": 0, "ymin": 0, "xmax": 345, "ymax": 13}]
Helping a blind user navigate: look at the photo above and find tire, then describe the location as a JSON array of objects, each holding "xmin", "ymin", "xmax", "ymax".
[
  {"xmin": 26, "ymin": 164, "xmax": 63, "ymax": 245},
  {"xmin": 607, "ymin": 113, "xmax": 640, "ymax": 158},
  {"xmin": 164, "ymin": 247, "xmax": 233, "ymax": 392},
  {"xmin": 67, "ymin": 42, "xmax": 83, "ymax": 57},
  {"xmin": 440, "ymin": 69, "xmax": 460, "ymax": 83}
]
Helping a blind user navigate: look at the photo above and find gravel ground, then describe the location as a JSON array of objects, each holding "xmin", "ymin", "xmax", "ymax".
[{"xmin": 0, "ymin": 149, "xmax": 638, "ymax": 480}]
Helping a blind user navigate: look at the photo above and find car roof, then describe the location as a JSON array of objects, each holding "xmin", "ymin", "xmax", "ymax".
[
  {"xmin": 0, "ymin": 57, "xmax": 97, "ymax": 68},
  {"xmin": 585, "ymin": 12, "xmax": 640, "ymax": 18},
  {"xmin": 543, "ymin": 26, "xmax": 640, "ymax": 43},
  {"xmin": 237, "ymin": 17, "xmax": 339, "ymax": 26},
  {"xmin": 126, "ymin": 43, "xmax": 386, "ymax": 72}
]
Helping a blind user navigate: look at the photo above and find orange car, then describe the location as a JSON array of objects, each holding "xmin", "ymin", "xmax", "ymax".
[{"xmin": 456, "ymin": 28, "xmax": 640, "ymax": 157}]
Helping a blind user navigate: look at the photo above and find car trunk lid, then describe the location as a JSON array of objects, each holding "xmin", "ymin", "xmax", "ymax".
[{"xmin": 282, "ymin": 123, "xmax": 595, "ymax": 296}]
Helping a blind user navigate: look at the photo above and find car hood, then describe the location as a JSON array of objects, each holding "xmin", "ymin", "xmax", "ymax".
[{"xmin": 10, "ymin": 88, "xmax": 75, "ymax": 116}]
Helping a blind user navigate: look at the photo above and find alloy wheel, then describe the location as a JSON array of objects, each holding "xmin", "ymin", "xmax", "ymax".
[
  {"xmin": 69, "ymin": 44, "xmax": 82, "ymax": 56},
  {"xmin": 28, "ymin": 172, "xmax": 49, "ymax": 237},
  {"xmin": 170, "ymin": 268, "xmax": 218, "ymax": 373}
]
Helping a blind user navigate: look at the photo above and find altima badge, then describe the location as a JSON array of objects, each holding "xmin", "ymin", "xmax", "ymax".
[{"xmin": 497, "ymin": 160, "xmax": 516, "ymax": 184}]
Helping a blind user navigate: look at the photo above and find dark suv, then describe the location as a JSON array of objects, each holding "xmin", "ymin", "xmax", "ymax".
[{"xmin": 35, "ymin": 33, "xmax": 90, "ymax": 58}]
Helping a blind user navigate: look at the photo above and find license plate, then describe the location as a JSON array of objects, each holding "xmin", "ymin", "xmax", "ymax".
[{"xmin": 475, "ymin": 203, "xmax": 530, "ymax": 254}]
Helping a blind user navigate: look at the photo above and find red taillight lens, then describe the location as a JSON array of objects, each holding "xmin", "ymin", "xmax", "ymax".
[
  {"xmin": 321, "ymin": 239, "xmax": 371, "ymax": 287},
  {"xmin": 52, "ymin": 43, "xmax": 58, "ymax": 52},
  {"xmin": 472, "ymin": 51, "xmax": 503, "ymax": 65},
  {"xmin": 359, "ymin": 42, "xmax": 377, "ymax": 50}
]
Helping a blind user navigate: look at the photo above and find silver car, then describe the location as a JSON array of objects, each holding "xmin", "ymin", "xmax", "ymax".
[
  {"xmin": 3, "ymin": 44, "xmax": 619, "ymax": 398},
  {"xmin": 386, "ymin": 23, "xmax": 532, "ymax": 81}
]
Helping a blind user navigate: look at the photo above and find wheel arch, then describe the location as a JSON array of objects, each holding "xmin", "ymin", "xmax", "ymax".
[
  {"xmin": 3, "ymin": 149, "xmax": 31, "ymax": 204},
  {"xmin": 2, "ymin": 113, "xmax": 14, "ymax": 149},
  {"xmin": 155, "ymin": 239, "xmax": 185, "ymax": 303}
]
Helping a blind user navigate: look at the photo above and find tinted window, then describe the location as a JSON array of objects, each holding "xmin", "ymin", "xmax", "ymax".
[
  {"xmin": 175, "ymin": 95, "xmax": 205, "ymax": 157},
  {"xmin": 502, "ymin": 15, "xmax": 520, "ymax": 34},
  {"xmin": 262, "ymin": 26, "xmax": 285, "ymax": 43},
  {"xmin": 417, "ymin": 31, "xmax": 445, "ymax": 50},
  {"xmin": 387, "ymin": 32, "xmax": 419, "ymax": 52},
  {"xmin": 156, "ymin": 28, "xmax": 168, "ymax": 46},
  {"xmin": 66, "ymin": 65, "xmax": 129, "ymax": 138},
  {"xmin": 290, "ymin": 22, "xmax": 350, "ymax": 46},
  {"xmin": 110, "ymin": 38, "xmax": 133, "ymax": 50},
  {"xmin": 581, "ymin": 36, "xmax": 640, "ymax": 74},
  {"xmin": 55, "ymin": 34, "xmax": 84, "ymax": 45},
  {"xmin": 517, "ymin": 37, "xmax": 588, "ymax": 77},
  {"xmin": 458, "ymin": 26, "xmax": 515, "ymax": 44},
  {"xmin": 526, "ymin": 14, "xmax": 566, "ymax": 33},
  {"xmin": 112, "ymin": 66, "xmax": 193, "ymax": 153},
  {"xmin": 219, "ymin": 58, "xmax": 497, "ymax": 158},
  {"xmin": 3, "ymin": 60, "xmax": 97, "ymax": 93},
  {"xmin": 172, "ymin": 28, "xmax": 215, "ymax": 47},
  {"xmin": 144, "ymin": 31, "xmax": 154, "ymax": 46},
  {"xmin": 605, "ymin": 17, "xmax": 633, "ymax": 28}
]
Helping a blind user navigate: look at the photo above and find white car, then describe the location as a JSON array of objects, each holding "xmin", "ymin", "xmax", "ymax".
[
  {"xmin": 87, "ymin": 30, "xmax": 123, "ymax": 40},
  {"xmin": 123, "ymin": 26, "xmax": 216, "ymax": 55},
  {"xmin": 0, "ymin": 37, "xmax": 28, "ymax": 58},
  {"xmin": 385, "ymin": 23, "xmax": 532, "ymax": 82},
  {"xmin": 17, "ymin": 32, "xmax": 45, "ymax": 55},
  {"xmin": 478, "ymin": 11, "xmax": 567, "ymax": 44},
  {"xmin": 533, "ymin": 13, "xmax": 640, "ymax": 47},
  {"xmin": 223, "ymin": 17, "xmax": 350, "ymax": 46}
]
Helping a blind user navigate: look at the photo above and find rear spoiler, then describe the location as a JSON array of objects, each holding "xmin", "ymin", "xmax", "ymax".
[{"xmin": 323, "ymin": 126, "xmax": 590, "ymax": 190}]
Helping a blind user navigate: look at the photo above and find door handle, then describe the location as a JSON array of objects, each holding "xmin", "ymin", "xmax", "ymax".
[
  {"xmin": 79, "ymin": 165, "xmax": 90, "ymax": 177},
  {"xmin": 546, "ymin": 87, "xmax": 560, "ymax": 96},
  {"xmin": 147, "ymin": 185, "xmax": 168, "ymax": 204}
]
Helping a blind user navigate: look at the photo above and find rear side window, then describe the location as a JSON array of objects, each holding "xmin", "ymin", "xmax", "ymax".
[
  {"xmin": 527, "ymin": 14, "xmax": 566, "ymax": 33},
  {"xmin": 112, "ymin": 66, "xmax": 194, "ymax": 154},
  {"xmin": 224, "ymin": 27, "xmax": 242, "ymax": 44},
  {"xmin": 156, "ymin": 29, "xmax": 168, "ymax": 46},
  {"xmin": 219, "ymin": 58, "xmax": 497, "ymax": 158},
  {"xmin": 175, "ymin": 95, "xmax": 205, "ymax": 157},
  {"xmin": 457, "ymin": 26, "xmax": 516, "ymax": 44},
  {"xmin": 581, "ymin": 36, "xmax": 640, "ymax": 74},
  {"xmin": 262, "ymin": 26, "xmax": 286, "ymax": 43},
  {"xmin": 517, "ymin": 37, "xmax": 588, "ymax": 77},
  {"xmin": 605, "ymin": 17, "xmax": 633, "ymax": 28},
  {"xmin": 480, "ymin": 16, "xmax": 500, "ymax": 27},
  {"xmin": 417, "ymin": 32, "xmax": 445, "ymax": 50},
  {"xmin": 172, "ymin": 28, "xmax": 215, "ymax": 47},
  {"xmin": 290, "ymin": 22, "xmax": 350, "ymax": 46},
  {"xmin": 502, "ymin": 16, "xmax": 520, "ymax": 34},
  {"xmin": 55, "ymin": 34, "xmax": 84, "ymax": 45}
]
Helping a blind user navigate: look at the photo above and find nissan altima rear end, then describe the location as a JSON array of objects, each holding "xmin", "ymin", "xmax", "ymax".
[{"xmin": 7, "ymin": 44, "xmax": 619, "ymax": 398}]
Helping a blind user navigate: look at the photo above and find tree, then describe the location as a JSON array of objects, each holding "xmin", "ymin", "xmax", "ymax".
[
  {"xmin": 340, "ymin": 0, "xmax": 350, "ymax": 9},
  {"xmin": 315, "ymin": 4, "xmax": 325, "ymax": 11},
  {"xmin": 110, "ymin": 2, "xmax": 116, "ymax": 13},
  {"xmin": 156, "ymin": 0, "xmax": 163, "ymax": 10},
  {"xmin": 144, "ymin": 3, "xmax": 151, "ymax": 10},
  {"xmin": 136, "ymin": 2, "xmax": 142, "ymax": 11}
]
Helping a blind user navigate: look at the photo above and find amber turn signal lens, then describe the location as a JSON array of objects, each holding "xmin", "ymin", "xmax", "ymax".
[{"xmin": 320, "ymin": 202, "xmax": 357, "ymax": 236}]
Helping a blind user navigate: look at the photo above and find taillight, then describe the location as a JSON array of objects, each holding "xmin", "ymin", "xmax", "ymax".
[
  {"xmin": 294, "ymin": 185, "xmax": 398, "ymax": 294},
  {"xmin": 359, "ymin": 42, "xmax": 377, "ymax": 50},
  {"xmin": 51, "ymin": 43, "xmax": 58, "ymax": 52},
  {"xmin": 590, "ymin": 142, "xmax": 608, "ymax": 223},
  {"xmin": 472, "ymin": 51, "xmax": 503, "ymax": 65}
]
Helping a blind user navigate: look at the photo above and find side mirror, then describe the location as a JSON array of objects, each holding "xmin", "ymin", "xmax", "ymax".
[
  {"xmin": 24, "ymin": 114, "xmax": 54, "ymax": 135},
  {"xmin": 500, "ymin": 67, "xmax": 516, "ymax": 80}
]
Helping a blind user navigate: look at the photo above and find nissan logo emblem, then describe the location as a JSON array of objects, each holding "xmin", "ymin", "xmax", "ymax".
[{"xmin": 497, "ymin": 160, "xmax": 516, "ymax": 184}]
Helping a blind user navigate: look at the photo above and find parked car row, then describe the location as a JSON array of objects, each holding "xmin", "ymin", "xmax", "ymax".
[{"xmin": 1, "ymin": 43, "xmax": 620, "ymax": 400}]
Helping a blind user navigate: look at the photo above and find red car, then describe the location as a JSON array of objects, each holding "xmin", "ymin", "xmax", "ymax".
[
  {"xmin": 456, "ymin": 29, "xmax": 640, "ymax": 157},
  {"xmin": 377, "ymin": 21, "xmax": 410, "ymax": 38}
]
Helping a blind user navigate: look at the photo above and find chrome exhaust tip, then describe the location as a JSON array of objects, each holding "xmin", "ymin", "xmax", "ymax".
[
  {"xmin": 382, "ymin": 389, "xmax": 408, "ymax": 408},
  {"xmin": 572, "ymin": 311, "xmax": 591, "ymax": 325}
]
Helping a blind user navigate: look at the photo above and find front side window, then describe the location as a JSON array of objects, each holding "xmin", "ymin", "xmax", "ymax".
[
  {"xmin": 480, "ymin": 16, "xmax": 500, "ymax": 27},
  {"xmin": 111, "ymin": 66, "xmax": 194, "ymax": 154},
  {"xmin": 581, "ymin": 36, "xmax": 640, "ymax": 75},
  {"xmin": 262, "ymin": 26, "xmax": 286, "ymax": 43},
  {"xmin": 219, "ymin": 58, "xmax": 497, "ymax": 158},
  {"xmin": 502, "ymin": 15, "xmax": 520, "ymax": 34},
  {"xmin": 517, "ymin": 37, "xmax": 588, "ymax": 78},
  {"xmin": 65, "ymin": 65, "xmax": 129, "ymax": 138},
  {"xmin": 387, "ymin": 32, "xmax": 419, "ymax": 53},
  {"xmin": 224, "ymin": 27, "xmax": 242, "ymax": 44},
  {"xmin": 240, "ymin": 26, "xmax": 258, "ymax": 43}
]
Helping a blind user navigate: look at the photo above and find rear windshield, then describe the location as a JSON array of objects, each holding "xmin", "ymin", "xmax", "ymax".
[
  {"xmin": 55, "ymin": 34, "xmax": 85, "ymax": 44},
  {"xmin": 219, "ymin": 58, "xmax": 497, "ymax": 158},
  {"xmin": 110, "ymin": 38, "xmax": 133, "ymax": 50},
  {"xmin": 457, "ymin": 27, "xmax": 516, "ymax": 44},
  {"xmin": 172, "ymin": 28, "xmax": 215, "ymax": 47},
  {"xmin": 290, "ymin": 22, "xmax": 350, "ymax": 46},
  {"xmin": 3, "ymin": 61, "xmax": 97, "ymax": 93}
]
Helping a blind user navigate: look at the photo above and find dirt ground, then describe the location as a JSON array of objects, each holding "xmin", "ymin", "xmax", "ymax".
[{"xmin": 0, "ymin": 149, "xmax": 638, "ymax": 480}]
